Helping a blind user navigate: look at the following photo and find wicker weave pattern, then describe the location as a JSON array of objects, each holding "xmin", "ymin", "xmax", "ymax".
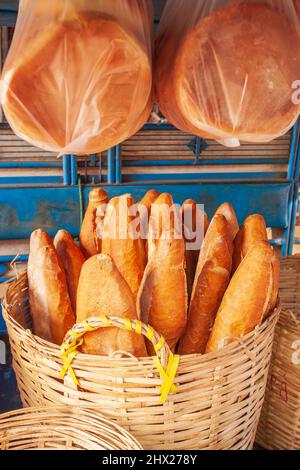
[
  {"xmin": 256, "ymin": 256, "xmax": 300, "ymax": 450},
  {"xmin": 0, "ymin": 406, "xmax": 142, "ymax": 450},
  {"xmin": 3, "ymin": 272, "xmax": 280, "ymax": 450}
]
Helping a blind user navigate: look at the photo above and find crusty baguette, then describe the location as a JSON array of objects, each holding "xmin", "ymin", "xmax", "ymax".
[
  {"xmin": 54, "ymin": 230, "xmax": 85, "ymax": 312},
  {"xmin": 233, "ymin": 214, "xmax": 268, "ymax": 271},
  {"xmin": 138, "ymin": 189, "xmax": 160, "ymax": 243},
  {"xmin": 179, "ymin": 214, "xmax": 232, "ymax": 355},
  {"xmin": 137, "ymin": 234, "xmax": 188, "ymax": 353},
  {"xmin": 101, "ymin": 194, "xmax": 146, "ymax": 301},
  {"xmin": 147, "ymin": 192, "xmax": 175, "ymax": 260},
  {"xmin": 205, "ymin": 241, "xmax": 274, "ymax": 353},
  {"xmin": 28, "ymin": 229, "xmax": 75, "ymax": 344},
  {"xmin": 181, "ymin": 199, "xmax": 208, "ymax": 300},
  {"xmin": 76, "ymin": 254, "xmax": 147, "ymax": 356},
  {"xmin": 266, "ymin": 248, "xmax": 280, "ymax": 317},
  {"xmin": 79, "ymin": 189, "xmax": 108, "ymax": 258},
  {"xmin": 216, "ymin": 203, "xmax": 239, "ymax": 240}
]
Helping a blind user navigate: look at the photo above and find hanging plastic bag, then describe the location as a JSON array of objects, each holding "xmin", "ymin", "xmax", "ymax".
[
  {"xmin": 0, "ymin": 0, "xmax": 153, "ymax": 155},
  {"xmin": 155, "ymin": 0, "xmax": 300, "ymax": 147}
]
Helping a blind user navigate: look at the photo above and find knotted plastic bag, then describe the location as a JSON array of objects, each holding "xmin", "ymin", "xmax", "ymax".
[
  {"xmin": 1, "ymin": 0, "xmax": 153, "ymax": 155},
  {"xmin": 155, "ymin": 0, "xmax": 300, "ymax": 147}
]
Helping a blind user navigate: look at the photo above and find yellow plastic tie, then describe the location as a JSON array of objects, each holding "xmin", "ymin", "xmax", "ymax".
[
  {"xmin": 152, "ymin": 353, "xmax": 180, "ymax": 404},
  {"xmin": 146, "ymin": 326, "xmax": 155, "ymax": 341},
  {"xmin": 100, "ymin": 315, "xmax": 111, "ymax": 327},
  {"xmin": 60, "ymin": 352, "xmax": 79, "ymax": 386},
  {"xmin": 124, "ymin": 319, "xmax": 133, "ymax": 331},
  {"xmin": 69, "ymin": 330, "xmax": 83, "ymax": 340},
  {"xmin": 83, "ymin": 321, "xmax": 96, "ymax": 332},
  {"xmin": 135, "ymin": 320, "xmax": 142, "ymax": 335},
  {"xmin": 154, "ymin": 337, "xmax": 165, "ymax": 353}
]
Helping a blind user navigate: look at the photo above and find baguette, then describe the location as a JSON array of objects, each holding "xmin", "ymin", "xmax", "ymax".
[
  {"xmin": 147, "ymin": 192, "xmax": 175, "ymax": 260},
  {"xmin": 216, "ymin": 203, "xmax": 239, "ymax": 240},
  {"xmin": 137, "ymin": 234, "xmax": 188, "ymax": 353},
  {"xmin": 266, "ymin": 249, "xmax": 280, "ymax": 317},
  {"xmin": 79, "ymin": 189, "xmax": 108, "ymax": 258},
  {"xmin": 206, "ymin": 241, "xmax": 274, "ymax": 353},
  {"xmin": 179, "ymin": 214, "xmax": 232, "ymax": 355},
  {"xmin": 181, "ymin": 199, "xmax": 208, "ymax": 300},
  {"xmin": 233, "ymin": 214, "xmax": 268, "ymax": 271},
  {"xmin": 76, "ymin": 254, "xmax": 147, "ymax": 357},
  {"xmin": 138, "ymin": 189, "xmax": 160, "ymax": 243},
  {"xmin": 28, "ymin": 229, "xmax": 75, "ymax": 344},
  {"xmin": 102, "ymin": 194, "xmax": 146, "ymax": 301},
  {"xmin": 54, "ymin": 230, "xmax": 85, "ymax": 312}
]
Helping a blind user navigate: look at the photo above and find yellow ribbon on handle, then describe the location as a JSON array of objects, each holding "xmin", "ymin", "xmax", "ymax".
[{"xmin": 60, "ymin": 318, "xmax": 180, "ymax": 404}]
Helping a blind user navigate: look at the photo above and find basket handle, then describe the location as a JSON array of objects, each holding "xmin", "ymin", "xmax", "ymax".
[{"xmin": 60, "ymin": 315, "xmax": 180, "ymax": 404}]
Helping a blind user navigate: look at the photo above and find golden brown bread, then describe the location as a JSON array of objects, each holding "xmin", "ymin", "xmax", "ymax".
[
  {"xmin": 156, "ymin": 2, "xmax": 300, "ymax": 144},
  {"xmin": 233, "ymin": 214, "xmax": 268, "ymax": 272},
  {"xmin": 2, "ymin": 11, "xmax": 152, "ymax": 154},
  {"xmin": 54, "ymin": 230, "xmax": 85, "ymax": 312},
  {"xmin": 138, "ymin": 189, "xmax": 160, "ymax": 242},
  {"xmin": 102, "ymin": 194, "xmax": 146, "ymax": 301},
  {"xmin": 137, "ymin": 234, "xmax": 188, "ymax": 353},
  {"xmin": 147, "ymin": 193, "xmax": 175, "ymax": 260},
  {"xmin": 179, "ymin": 214, "xmax": 232, "ymax": 355},
  {"xmin": 79, "ymin": 189, "xmax": 108, "ymax": 258},
  {"xmin": 181, "ymin": 199, "xmax": 208, "ymax": 300},
  {"xmin": 76, "ymin": 254, "xmax": 147, "ymax": 357},
  {"xmin": 206, "ymin": 241, "xmax": 275, "ymax": 353},
  {"xmin": 267, "ymin": 249, "xmax": 280, "ymax": 317},
  {"xmin": 216, "ymin": 203, "xmax": 239, "ymax": 240},
  {"xmin": 28, "ymin": 229, "xmax": 75, "ymax": 345}
]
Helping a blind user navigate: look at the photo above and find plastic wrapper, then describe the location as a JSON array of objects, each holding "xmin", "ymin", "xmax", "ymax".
[
  {"xmin": 155, "ymin": 0, "xmax": 300, "ymax": 147},
  {"xmin": 0, "ymin": 0, "xmax": 153, "ymax": 155}
]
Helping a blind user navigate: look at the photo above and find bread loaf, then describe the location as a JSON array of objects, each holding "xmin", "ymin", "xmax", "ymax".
[
  {"xmin": 147, "ymin": 193, "xmax": 176, "ymax": 260},
  {"xmin": 137, "ymin": 234, "xmax": 188, "ymax": 353},
  {"xmin": 28, "ymin": 229, "xmax": 75, "ymax": 344},
  {"xmin": 2, "ymin": 10, "xmax": 152, "ymax": 154},
  {"xmin": 179, "ymin": 214, "xmax": 232, "ymax": 355},
  {"xmin": 267, "ymin": 249, "xmax": 280, "ymax": 317},
  {"xmin": 156, "ymin": 2, "xmax": 300, "ymax": 145},
  {"xmin": 79, "ymin": 189, "xmax": 108, "ymax": 258},
  {"xmin": 233, "ymin": 214, "xmax": 268, "ymax": 271},
  {"xmin": 54, "ymin": 230, "xmax": 85, "ymax": 312},
  {"xmin": 102, "ymin": 194, "xmax": 146, "ymax": 301},
  {"xmin": 181, "ymin": 199, "xmax": 208, "ymax": 299},
  {"xmin": 76, "ymin": 254, "xmax": 147, "ymax": 357},
  {"xmin": 206, "ymin": 242, "xmax": 275, "ymax": 353},
  {"xmin": 138, "ymin": 189, "xmax": 160, "ymax": 242},
  {"xmin": 216, "ymin": 203, "xmax": 239, "ymax": 240}
]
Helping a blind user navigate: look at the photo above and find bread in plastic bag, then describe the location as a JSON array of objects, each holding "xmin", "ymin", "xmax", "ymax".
[
  {"xmin": 0, "ymin": 0, "xmax": 153, "ymax": 155},
  {"xmin": 155, "ymin": 0, "xmax": 300, "ymax": 147}
]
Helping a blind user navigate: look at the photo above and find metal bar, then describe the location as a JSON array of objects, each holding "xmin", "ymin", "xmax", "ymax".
[
  {"xmin": 62, "ymin": 155, "xmax": 71, "ymax": 186},
  {"xmin": 70, "ymin": 155, "xmax": 77, "ymax": 186},
  {"xmin": 287, "ymin": 121, "xmax": 299, "ymax": 180},
  {"xmin": 107, "ymin": 148, "xmax": 115, "ymax": 184},
  {"xmin": 115, "ymin": 145, "xmax": 122, "ymax": 184},
  {"xmin": 288, "ymin": 182, "xmax": 299, "ymax": 255}
]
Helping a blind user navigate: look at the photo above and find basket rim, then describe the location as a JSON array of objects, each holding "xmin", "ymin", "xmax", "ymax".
[{"xmin": 2, "ymin": 271, "xmax": 281, "ymax": 365}]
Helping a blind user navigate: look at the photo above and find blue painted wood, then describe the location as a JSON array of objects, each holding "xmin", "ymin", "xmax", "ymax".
[
  {"xmin": 62, "ymin": 155, "xmax": 71, "ymax": 186},
  {"xmin": 0, "ymin": 183, "xmax": 291, "ymax": 240}
]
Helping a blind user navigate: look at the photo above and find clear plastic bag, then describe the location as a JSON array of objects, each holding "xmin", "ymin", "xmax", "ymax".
[
  {"xmin": 155, "ymin": 0, "xmax": 300, "ymax": 147},
  {"xmin": 1, "ymin": 0, "xmax": 153, "ymax": 155}
]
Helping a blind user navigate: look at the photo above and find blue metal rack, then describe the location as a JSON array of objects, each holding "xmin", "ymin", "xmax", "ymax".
[{"xmin": 0, "ymin": 1, "xmax": 300, "ymax": 334}]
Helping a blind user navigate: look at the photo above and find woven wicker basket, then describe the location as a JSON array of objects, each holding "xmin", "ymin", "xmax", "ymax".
[
  {"xmin": 256, "ymin": 256, "xmax": 300, "ymax": 450},
  {"xmin": 0, "ymin": 406, "xmax": 142, "ymax": 450},
  {"xmin": 3, "ymin": 272, "xmax": 280, "ymax": 451}
]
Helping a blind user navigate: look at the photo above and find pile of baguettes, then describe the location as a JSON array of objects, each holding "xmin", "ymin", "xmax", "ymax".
[{"xmin": 27, "ymin": 189, "xmax": 280, "ymax": 358}]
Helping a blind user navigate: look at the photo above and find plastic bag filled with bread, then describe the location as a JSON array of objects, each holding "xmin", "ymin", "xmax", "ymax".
[
  {"xmin": 155, "ymin": 0, "xmax": 300, "ymax": 147},
  {"xmin": 0, "ymin": 0, "xmax": 153, "ymax": 154}
]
